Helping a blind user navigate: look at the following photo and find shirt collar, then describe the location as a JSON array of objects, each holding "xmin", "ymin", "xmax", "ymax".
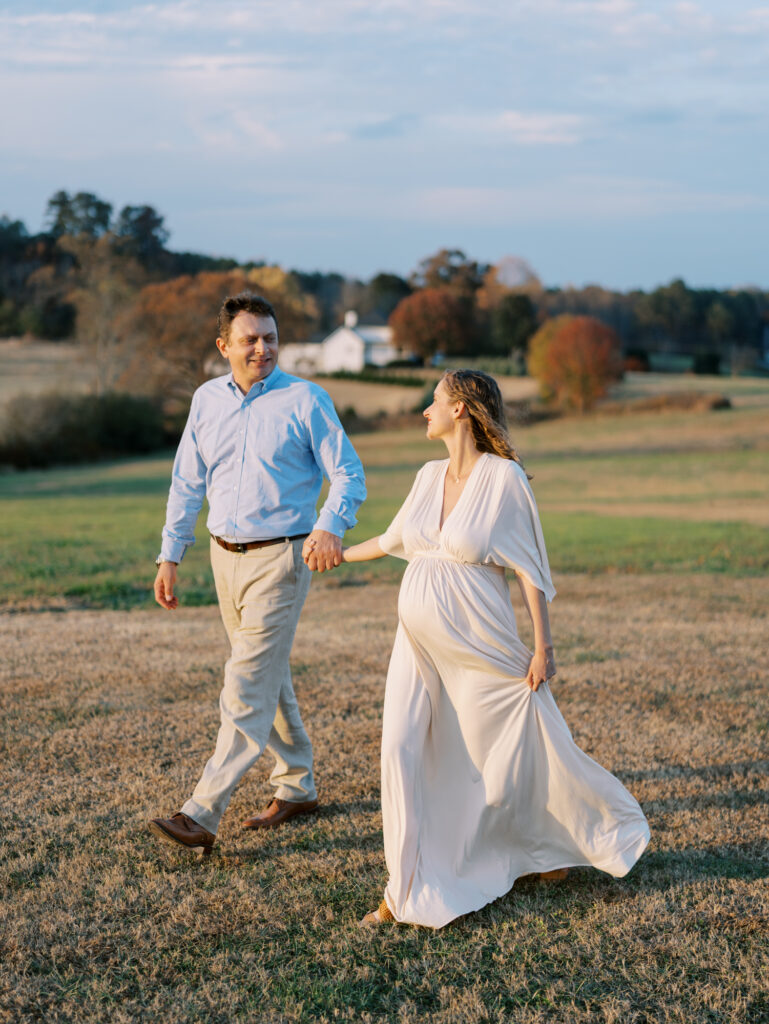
[{"xmin": 225, "ymin": 365, "xmax": 284, "ymax": 401}]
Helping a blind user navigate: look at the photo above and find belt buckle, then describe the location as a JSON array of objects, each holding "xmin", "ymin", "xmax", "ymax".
[{"xmin": 235, "ymin": 542, "xmax": 248, "ymax": 554}]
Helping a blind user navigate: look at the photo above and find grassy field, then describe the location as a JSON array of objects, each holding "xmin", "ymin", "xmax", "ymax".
[
  {"xmin": 1, "ymin": 381, "xmax": 768, "ymax": 609},
  {"xmin": 0, "ymin": 339, "xmax": 95, "ymax": 403},
  {"xmin": 2, "ymin": 575, "xmax": 767, "ymax": 1022},
  {"xmin": 2, "ymin": 378, "xmax": 768, "ymax": 1022}
]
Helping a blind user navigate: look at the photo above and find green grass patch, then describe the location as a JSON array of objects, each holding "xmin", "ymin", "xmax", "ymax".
[
  {"xmin": 2, "ymin": 430, "xmax": 767, "ymax": 608},
  {"xmin": 0, "ymin": 456, "xmax": 216, "ymax": 608},
  {"xmin": 540, "ymin": 512, "xmax": 769, "ymax": 575}
]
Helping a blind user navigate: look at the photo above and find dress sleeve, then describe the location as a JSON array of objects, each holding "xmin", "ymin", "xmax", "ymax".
[
  {"xmin": 490, "ymin": 461, "xmax": 556, "ymax": 602},
  {"xmin": 379, "ymin": 466, "xmax": 426, "ymax": 561}
]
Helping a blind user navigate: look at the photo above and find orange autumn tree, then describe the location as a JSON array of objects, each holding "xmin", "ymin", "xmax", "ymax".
[{"xmin": 527, "ymin": 314, "xmax": 622, "ymax": 412}]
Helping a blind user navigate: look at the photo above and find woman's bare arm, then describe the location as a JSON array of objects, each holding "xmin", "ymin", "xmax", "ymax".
[
  {"xmin": 516, "ymin": 573, "xmax": 556, "ymax": 692},
  {"xmin": 342, "ymin": 536, "xmax": 388, "ymax": 563}
]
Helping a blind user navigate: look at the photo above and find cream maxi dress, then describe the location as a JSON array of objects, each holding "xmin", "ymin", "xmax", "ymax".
[{"xmin": 377, "ymin": 453, "xmax": 650, "ymax": 929}]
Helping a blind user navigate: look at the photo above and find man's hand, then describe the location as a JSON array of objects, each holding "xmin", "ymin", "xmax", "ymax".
[
  {"xmin": 302, "ymin": 530, "xmax": 342, "ymax": 572},
  {"xmin": 154, "ymin": 561, "xmax": 179, "ymax": 610}
]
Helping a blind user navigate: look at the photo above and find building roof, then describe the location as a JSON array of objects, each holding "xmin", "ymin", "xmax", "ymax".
[{"xmin": 354, "ymin": 325, "xmax": 392, "ymax": 344}]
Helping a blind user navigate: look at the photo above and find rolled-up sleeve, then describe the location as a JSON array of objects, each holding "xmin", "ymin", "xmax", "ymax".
[
  {"xmin": 306, "ymin": 387, "xmax": 366, "ymax": 537},
  {"xmin": 160, "ymin": 396, "xmax": 207, "ymax": 562}
]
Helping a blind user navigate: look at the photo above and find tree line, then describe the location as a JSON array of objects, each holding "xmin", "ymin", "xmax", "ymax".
[{"xmin": 1, "ymin": 191, "xmax": 767, "ymax": 396}]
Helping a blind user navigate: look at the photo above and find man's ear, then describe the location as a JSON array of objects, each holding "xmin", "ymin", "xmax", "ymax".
[{"xmin": 215, "ymin": 336, "xmax": 230, "ymax": 359}]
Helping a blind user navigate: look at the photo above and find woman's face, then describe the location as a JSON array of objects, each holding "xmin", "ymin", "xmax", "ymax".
[{"xmin": 423, "ymin": 379, "xmax": 459, "ymax": 440}]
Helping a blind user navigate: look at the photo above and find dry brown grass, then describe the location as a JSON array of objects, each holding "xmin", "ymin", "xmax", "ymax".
[
  {"xmin": 310, "ymin": 378, "xmax": 424, "ymax": 416},
  {"xmin": 2, "ymin": 573, "xmax": 767, "ymax": 1022},
  {"xmin": 0, "ymin": 339, "xmax": 94, "ymax": 404}
]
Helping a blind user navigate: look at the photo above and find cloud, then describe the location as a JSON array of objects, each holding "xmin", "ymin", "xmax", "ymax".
[
  {"xmin": 350, "ymin": 114, "xmax": 418, "ymax": 140},
  {"xmin": 495, "ymin": 111, "xmax": 586, "ymax": 145},
  {"xmin": 191, "ymin": 112, "xmax": 284, "ymax": 153},
  {"xmin": 184, "ymin": 172, "xmax": 766, "ymax": 227},
  {"xmin": 622, "ymin": 106, "xmax": 685, "ymax": 125},
  {"xmin": 439, "ymin": 110, "xmax": 588, "ymax": 146},
  {"xmin": 405, "ymin": 177, "xmax": 768, "ymax": 224}
]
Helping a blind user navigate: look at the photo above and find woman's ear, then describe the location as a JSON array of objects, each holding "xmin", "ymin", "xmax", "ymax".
[{"xmin": 453, "ymin": 400, "xmax": 468, "ymax": 420}]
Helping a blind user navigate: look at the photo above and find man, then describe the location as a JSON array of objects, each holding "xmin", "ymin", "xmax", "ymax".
[{"xmin": 149, "ymin": 292, "xmax": 365, "ymax": 857}]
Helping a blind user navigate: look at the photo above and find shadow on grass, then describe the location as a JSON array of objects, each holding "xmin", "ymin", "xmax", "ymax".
[
  {"xmin": 621, "ymin": 759, "xmax": 769, "ymax": 784},
  {"xmin": 646, "ymin": 788, "xmax": 769, "ymax": 813},
  {"xmin": 634, "ymin": 843, "xmax": 769, "ymax": 883},
  {"xmin": 232, "ymin": 801, "xmax": 385, "ymax": 860}
]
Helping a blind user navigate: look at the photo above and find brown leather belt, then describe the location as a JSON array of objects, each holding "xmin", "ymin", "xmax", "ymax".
[{"xmin": 211, "ymin": 533, "xmax": 308, "ymax": 554}]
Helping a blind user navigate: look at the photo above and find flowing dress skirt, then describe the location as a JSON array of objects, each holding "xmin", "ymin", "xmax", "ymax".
[{"xmin": 381, "ymin": 552, "xmax": 650, "ymax": 929}]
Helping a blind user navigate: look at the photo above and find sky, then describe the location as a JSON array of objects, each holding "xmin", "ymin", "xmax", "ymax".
[{"xmin": 1, "ymin": 0, "xmax": 767, "ymax": 290}]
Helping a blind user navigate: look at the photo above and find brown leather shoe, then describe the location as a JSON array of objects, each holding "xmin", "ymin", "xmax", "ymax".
[
  {"xmin": 241, "ymin": 798, "xmax": 319, "ymax": 830},
  {"xmin": 539, "ymin": 868, "xmax": 570, "ymax": 882},
  {"xmin": 148, "ymin": 812, "xmax": 215, "ymax": 857}
]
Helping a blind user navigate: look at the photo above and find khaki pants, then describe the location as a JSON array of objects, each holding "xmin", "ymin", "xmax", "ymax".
[{"xmin": 181, "ymin": 537, "xmax": 316, "ymax": 834}]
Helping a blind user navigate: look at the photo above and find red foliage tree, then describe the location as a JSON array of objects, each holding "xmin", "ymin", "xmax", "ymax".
[
  {"xmin": 389, "ymin": 288, "xmax": 474, "ymax": 360},
  {"xmin": 527, "ymin": 314, "xmax": 622, "ymax": 412}
]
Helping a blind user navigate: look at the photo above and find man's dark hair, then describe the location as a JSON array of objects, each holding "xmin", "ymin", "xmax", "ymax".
[{"xmin": 217, "ymin": 292, "xmax": 278, "ymax": 343}]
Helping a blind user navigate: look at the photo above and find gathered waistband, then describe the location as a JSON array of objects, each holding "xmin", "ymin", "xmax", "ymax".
[{"xmin": 411, "ymin": 550, "xmax": 504, "ymax": 573}]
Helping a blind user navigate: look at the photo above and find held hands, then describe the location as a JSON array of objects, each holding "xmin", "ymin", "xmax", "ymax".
[
  {"xmin": 154, "ymin": 562, "xmax": 179, "ymax": 610},
  {"xmin": 302, "ymin": 529, "xmax": 343, "ymax": 572},
  {"xmin": 526, "ymin": 646, "xmax": 556, "ymax": 692}
]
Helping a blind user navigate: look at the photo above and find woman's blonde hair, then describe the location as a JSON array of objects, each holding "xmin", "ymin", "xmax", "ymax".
[{"xmin": 441, "ymin": 369, "xmax": 528, "ymax": 473}]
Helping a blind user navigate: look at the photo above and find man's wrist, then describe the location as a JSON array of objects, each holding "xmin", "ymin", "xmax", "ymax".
[
  {"xmin": 155, "ymin": 556, "xmax": 178, "ymax": 566},
  {"xmin": 313, "ymin": 513, "xmax": 345, "ymax": 538}
]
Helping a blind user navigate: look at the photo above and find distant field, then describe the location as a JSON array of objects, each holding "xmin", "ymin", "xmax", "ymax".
[
  {"xmin": 1, "ymin": 386, "xmax": 768, "ymax": 608},
  {"xmin": 0, "ymin": 338, "xmax": 95, "ymax": 404}
]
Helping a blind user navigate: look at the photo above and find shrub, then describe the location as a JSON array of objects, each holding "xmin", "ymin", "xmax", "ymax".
[
  {"xmin": 320, "ymin": 369, "xmax": 425, "ymax": 387},
  {"xmin": 17, "ymin": 300, "xmax": 76, "ymax": 340},
  {"xmin": 623, "ymin": 347, "xmax": 651, "ymax": 373},
  {"xmin": 445, "ymin": 354, "xmax": 527, "ymax": 377},
  {"xmin": 0, "ymin": 298, "xmax": 19, "ymax": 336},
  {"xmin": 527, "ymin": 315, "xmax": 623, "ymax": 412},
  {"xmin": 0, "ymin": 392, "xmax": 167, "ymax": 469},
  {"xmin": 692, "ymin": 351, "xmax": 721, "ymax": 375}
]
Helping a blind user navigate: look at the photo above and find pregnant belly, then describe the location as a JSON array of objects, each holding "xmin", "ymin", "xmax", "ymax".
[{"xmin": 398, "ymin": 556, "xmax": 531, "ymax": 677}]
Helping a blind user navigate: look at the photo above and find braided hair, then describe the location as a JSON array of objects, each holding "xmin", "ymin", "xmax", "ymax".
[{"xmin": 441, "ymin": 369, "xmax": 528, "ymax": 475}]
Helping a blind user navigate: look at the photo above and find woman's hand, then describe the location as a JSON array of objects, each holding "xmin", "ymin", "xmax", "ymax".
[{"xmin": 526, "ymin": 646, "xmax": 556, "ymax": 692}]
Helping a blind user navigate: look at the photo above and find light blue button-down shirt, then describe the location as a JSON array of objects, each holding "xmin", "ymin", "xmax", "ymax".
[{"xmin": 160, "ymin": 367, "xmax": 366, "ymax": 563}]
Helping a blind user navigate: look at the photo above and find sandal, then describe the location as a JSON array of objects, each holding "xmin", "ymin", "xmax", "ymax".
[{"xmin": 359, "ymin": 899, "xmax": 395, "ymax": 928}]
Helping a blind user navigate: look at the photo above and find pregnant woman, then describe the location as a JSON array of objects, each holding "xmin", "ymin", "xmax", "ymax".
[{"xmin": 342, "ymin": 369, "xmax": 649, "ymax": 929}]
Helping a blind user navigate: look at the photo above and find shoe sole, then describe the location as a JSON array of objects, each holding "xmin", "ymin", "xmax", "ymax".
[
  {"xmin": 148, "ymin": 820, "xmax": 214, "ymax": 858},
  {"xmin": 242, "ymin": 805, "xmax": 319, "ymax": 830}
]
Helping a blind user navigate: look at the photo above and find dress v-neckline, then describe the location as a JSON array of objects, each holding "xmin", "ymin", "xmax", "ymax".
[{"xmin": 438, "ymin": 453, "xmax": 486, "ymax": 532}]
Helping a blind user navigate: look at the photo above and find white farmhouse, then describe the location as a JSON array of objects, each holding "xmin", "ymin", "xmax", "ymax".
[{"xmin": 280, "ymin": 311, "xmax": 406, "ymax": 375}]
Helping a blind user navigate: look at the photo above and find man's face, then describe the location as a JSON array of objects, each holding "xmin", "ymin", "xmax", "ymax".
[{"xmin": 216, "ymin": 312, "xmax": 278, "ymax": 389}]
